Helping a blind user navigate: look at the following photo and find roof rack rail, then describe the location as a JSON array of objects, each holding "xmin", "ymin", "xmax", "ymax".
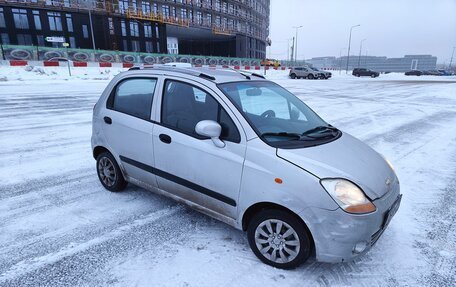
[
  {"xmin": 198, "ymin": 73, "xmax": 216, "ymax": 81},
  {"xmin": 228, "ymin": 68, "xmax": 265, "ymax": 80},
  {"xmin": 127, "ymin": 65, "xmax": 216, "ymax": 81}
]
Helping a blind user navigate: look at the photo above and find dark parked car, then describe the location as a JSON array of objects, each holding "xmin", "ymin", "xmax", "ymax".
[
  {"xmin": 437, "ymin": 70, "xmax": 454, "ymax": 76},
  {"xmin": 405, "ymin": 70, "xmax": 423, "ymax": 76},
  {"xmin": 352, "ymin": 68, "xmax": 379, "ymax": 78},
  {"xmin": 423, "ymin": 70, "xmax": 444, "ymax": 76}
]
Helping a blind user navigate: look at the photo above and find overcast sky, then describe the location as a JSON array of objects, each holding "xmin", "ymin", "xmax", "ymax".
[{"xmin": 268, "ymin": 0, "xmax": 456, "ymax": 63}]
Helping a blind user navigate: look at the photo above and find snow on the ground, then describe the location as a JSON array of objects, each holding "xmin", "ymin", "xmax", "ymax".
[{"xmin": 0, "ymin": 66, "xmax": 455, "ymax": 287}]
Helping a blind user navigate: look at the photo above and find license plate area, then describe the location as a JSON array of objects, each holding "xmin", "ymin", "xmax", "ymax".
[{"xmin": 382, "ymin": 194, "xmax": 402, "ymax": 229}]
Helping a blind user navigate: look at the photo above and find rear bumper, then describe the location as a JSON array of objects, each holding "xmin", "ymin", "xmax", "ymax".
[{"xmin": 301, "ymin": 181, "xmax": 401, "ymax": 263}]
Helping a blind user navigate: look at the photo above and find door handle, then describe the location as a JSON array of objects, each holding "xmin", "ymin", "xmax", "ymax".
[
  {"xmin": 159, "ymin": 134, "xmax": 172, "ymax": 144},
  {"xmin": 104, "ymin": 116, "xmax": 112, "ymax": 125}
]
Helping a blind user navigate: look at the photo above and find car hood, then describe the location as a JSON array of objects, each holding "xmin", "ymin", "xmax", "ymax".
[{"xmin": 277, "ymin": 132, "xmax": 396, "ymax": 200}]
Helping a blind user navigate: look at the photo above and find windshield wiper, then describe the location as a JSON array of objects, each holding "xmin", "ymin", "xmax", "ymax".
[
  {"xmin": 302, "ymin": 125, "xmax": 339, "ymax": 137},
  {"xmin": 260, "ymin": 132, "xmax": 302, "ymax": 140}
]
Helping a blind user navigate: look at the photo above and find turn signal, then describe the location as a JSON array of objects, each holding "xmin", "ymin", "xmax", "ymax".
[
  {"xmin": 274, "ymin": 178, "xmax": 283, "ymax": 184},
  {"xmin": 345, "ymin": 202, "xmax": 376, "ymax": 214}
]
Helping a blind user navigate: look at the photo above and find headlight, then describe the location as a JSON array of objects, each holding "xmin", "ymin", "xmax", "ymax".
[{"xmin": 320, "ymin": 179, "xmax": 376, "ymax": 214}]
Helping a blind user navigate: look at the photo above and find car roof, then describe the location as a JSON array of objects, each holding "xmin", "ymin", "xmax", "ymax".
[{"xmin": 125, "ymin": 66, "xmax": 267, "ymax": 84}]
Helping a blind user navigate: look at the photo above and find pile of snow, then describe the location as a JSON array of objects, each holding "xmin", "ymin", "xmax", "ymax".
[{"xmin": 0, "ymin": 65, "xmax": 126, "ymax": 82}]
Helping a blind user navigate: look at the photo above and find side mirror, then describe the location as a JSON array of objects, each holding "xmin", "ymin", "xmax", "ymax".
[{"xmin": 195, "ymin": 120, "xmax": 225, "ymax": 148}]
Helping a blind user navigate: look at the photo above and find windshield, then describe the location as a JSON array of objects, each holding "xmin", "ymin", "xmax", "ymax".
[
  {"xmin": 310, "ymin": 67, "xmax": 319, "ymax": 71},
  {"xmin": 218, "ymin": 81, "xmax": 341, "ymax": 148}
]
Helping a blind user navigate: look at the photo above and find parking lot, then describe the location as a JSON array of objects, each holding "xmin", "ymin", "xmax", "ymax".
[{"xmin": 1, "ymin": 70, "xmax": 455, "ymax": 286}]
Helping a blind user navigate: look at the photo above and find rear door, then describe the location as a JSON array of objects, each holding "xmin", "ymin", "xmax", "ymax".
[
  {"xmin": 101, "ymin": 76, "xmax": 159, "ymax": 187},
  {"xmin": 152, "ymin": 78, "xmax": 247, "ymax": 219}
]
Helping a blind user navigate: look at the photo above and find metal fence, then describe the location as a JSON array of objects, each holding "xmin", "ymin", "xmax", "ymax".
[{"xmin": 0, "ymin": 44, "xmax": 262, "ymax": 66}]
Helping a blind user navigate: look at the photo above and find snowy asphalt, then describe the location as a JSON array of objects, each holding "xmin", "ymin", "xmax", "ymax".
[{"xmin": 1, "ymin": 72, "xmax": 455, "ymax": 286}]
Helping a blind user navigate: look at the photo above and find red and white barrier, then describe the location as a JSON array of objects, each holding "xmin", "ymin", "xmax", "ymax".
[{"xmin": 0, "ymin": 60, "xmax": 292, "ymax": 71}]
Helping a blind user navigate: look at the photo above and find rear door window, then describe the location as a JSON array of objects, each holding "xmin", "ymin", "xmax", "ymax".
[{"xmin": 108, "ymin": 78, "xmax": 157, "ymax": 120}]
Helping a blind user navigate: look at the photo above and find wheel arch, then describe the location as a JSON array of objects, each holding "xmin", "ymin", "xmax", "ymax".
[
  {"xmin": 93, "ymin": 145, "xmax": 110, "ymax": 159},
  {"xmin": 241, "ymin": 202, "xmax": 315, "ymax": 255}
]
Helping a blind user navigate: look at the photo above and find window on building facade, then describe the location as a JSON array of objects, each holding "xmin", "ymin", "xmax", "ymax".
[
  {"xmin": 196, "ymin": 11, "xmax": 202, "ymax": 24},
  {"xmin": 153, "ymin": 3, "xmax": 158, "ymax": 14},
  {"xmin": 181, "ymin": 8, "xmax": 187, "ymax": 19},
  {"xmin": 48, "ymin": 12, "xmax": 62, "ymax": 31},
  {"xmin": 121, "ymin": 20, "xmax": 127, "ymax": 36},
  {"xmin": 155, "ymin": 24, "xmax": 159, "ymax": 39},
  {"xmin": 66, "ymin": 14, "xmax": 73, "ymax": 32},
  {"xmin": 122, "ymin": 39, "xmax": 128, "ymax": 51},
  {"xmin": 13, "ymin": 9, "xmax": 29, "ymax": 29},
  {"xmin": 206, "ymin": 13, "xmax": 212, "ymax": 25},
  {"xmin": 17, "ymin": 34, "xmax": 32, "ymax": 45},
  {"xmin": 82, "ymin": 25, "xmax": 89, "ymax": 38},
  {"xmin": 32, "ymin": 11, "xmax": 41, "ymax": 30},
  {"xmin": 130, "ymin": 22, "xmax": 139, "ymax": 37},
  {"xmin": 108, "ymin": 17, "xmax": 115, "ymax": 35},
  {"xmin": 144, "ymin": 24, "xmax": 152, "ymax": 38},
  {"xmin": 69, "ymin": 36, "xmax": 76, "ymax": 48},
  {"xmin": 162, "ymin": 5, "xmax": 170, "ymax": 17},
  {"xmin": 36, "ymin": 35, "xmax": 44, "ymax": 46},
  {"xmin": 119, "ymin": 0, "xmax": 129, "ymax": 14},
  {"xmin": 0, "ymin": 8, "xmax": 5, "ymax": 28},
  {"xmin": 142, "ymin": 2, "xmax": 151, "ymax": 14},
  {"xmin": 145, "ymin": 41, "xmax": 153, "ymax": 53},
  {"xmin": 1, "ymin": 33, "xmax": 9, "ymax": 44},
  {"xmin": 131, "ymin": 40, "xmax": 140, "ymax": 52}
]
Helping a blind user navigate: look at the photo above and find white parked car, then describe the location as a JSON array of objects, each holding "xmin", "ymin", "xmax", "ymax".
[{"xmin": 92, "ymin": 67, "xmax": 401, "ymax": 269}]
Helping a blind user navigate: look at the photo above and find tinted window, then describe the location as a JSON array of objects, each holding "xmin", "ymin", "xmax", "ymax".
[
  {"xmin": 162, "ymin": 80, "xmax": 240, "ymax": 143},
  {"xmin": 110, "ymin": 78, "xmax": 157, "ymax": 120}
]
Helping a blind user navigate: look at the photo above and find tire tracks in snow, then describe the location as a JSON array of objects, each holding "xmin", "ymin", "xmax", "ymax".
[{"xmin": 0, "ymin": 205, "xmax": 185, "ymax": 286}]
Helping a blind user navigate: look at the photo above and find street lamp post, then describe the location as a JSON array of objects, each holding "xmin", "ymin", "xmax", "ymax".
[
  {"xmin": 287, "ymin": 38, "xmax": 293, "ymax": 63},
  {"xmin": 449, "ymin": 46, "xmax": 456, "ymax": 69},
  {"xmin": 346, "ymin": 24, "xmax": 360, "ymax": 73},
  {"xmin": 357, "ymin": 38, "xmax": 367, "ymax": 68},
  {"xmin": 88, "ymin": 9, "xmax": 96, "ymax": 50},
  {"xmin": 339, "ymin": 48, "xmax": 346, "ymax": 75},
  {"xmin": 293, "ymin": 25, "xmax": 303, "ymax": 65}
]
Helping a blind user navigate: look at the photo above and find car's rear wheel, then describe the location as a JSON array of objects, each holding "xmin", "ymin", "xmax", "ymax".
[
  {"xmin": 371, "ymin": 74, "xmax": 376, "ymax": 78},
  {"xmin": 96, "ymin": 152, "xmax": 127, "ymax": 192},
  {"xmin": 290, "ymin": 73, "xmax": 296, "ymax": 79},
  {"xmin": 307, "ymin": 74, "xmax": 314, "ymax": 80},
  {"xmin": 356, "ymin": 74, "xmax": 360, "ymax": 77},
  {"xmin": 319, "ymin": 74, "xmax": 325, "ymax": 79},
  {"xmin": 247, "ymin": 209, "xmax": 311, "ymax": 269}
]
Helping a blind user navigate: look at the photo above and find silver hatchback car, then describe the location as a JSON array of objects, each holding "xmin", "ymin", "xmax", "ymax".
[{"xmin": 92, "ymin": 67, "xmax": 401, "ymax": 269}]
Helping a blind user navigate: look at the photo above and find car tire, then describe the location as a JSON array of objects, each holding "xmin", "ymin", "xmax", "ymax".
[
  {"xmin": 319, "ymin": 74, "xmax": 325, "ymax": 79},
  {"xmin": 307, "ymin": 74, "xmax": 314, "ymax": 80},
  {"xmin": 290, "ymin": 73, "xmax": 296, "ymax": 79},
  {"xmin": 247, "ymin": 209, "xmax": 311, "ymax": 269},
  {"xmin": 96, "ymin": 151, "xmax": 127, "ymax": 192},
  {"xmin": 371, "ymin": 74, "xmax": 376, "ymax": 78},
  {"xmin": 356, "ymin": 74, "xmax": 360, "ymax": 77}
]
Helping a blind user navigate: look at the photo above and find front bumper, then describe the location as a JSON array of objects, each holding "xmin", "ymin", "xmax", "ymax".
[{"xmin": 300, "ymin": 180, "xmax": 401, "ymax": 263}]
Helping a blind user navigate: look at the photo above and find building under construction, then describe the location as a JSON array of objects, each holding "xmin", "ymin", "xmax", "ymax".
[{"xmin": 0, "ymin": 0, "xmax": 270, "ymax": 58}]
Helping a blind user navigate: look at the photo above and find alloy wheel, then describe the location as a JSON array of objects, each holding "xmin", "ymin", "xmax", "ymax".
[{"xmin": 254, "ymin": 219, "xmax": 301, "ymax": 264}]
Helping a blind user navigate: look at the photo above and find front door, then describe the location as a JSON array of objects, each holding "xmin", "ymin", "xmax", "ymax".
[{"xmin": 152, "ymin": 78, "xmax": 246, "ymax": 219}]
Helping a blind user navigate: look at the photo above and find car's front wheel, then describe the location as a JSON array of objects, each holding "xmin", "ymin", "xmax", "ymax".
[
  {"xmin": 290, "ymin": 73, "xmax": 297, "ymax": 79},
  {"xmin": 96, "ymin": 152, "xmax": 127, "ymax": 192},
  {"xmin": 307, "ymin": 74, "xmax": 314, "ymax": 80},
  {"xmin": 247, "ymin": 209, "xmax": 311, "ymax": 269}
]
